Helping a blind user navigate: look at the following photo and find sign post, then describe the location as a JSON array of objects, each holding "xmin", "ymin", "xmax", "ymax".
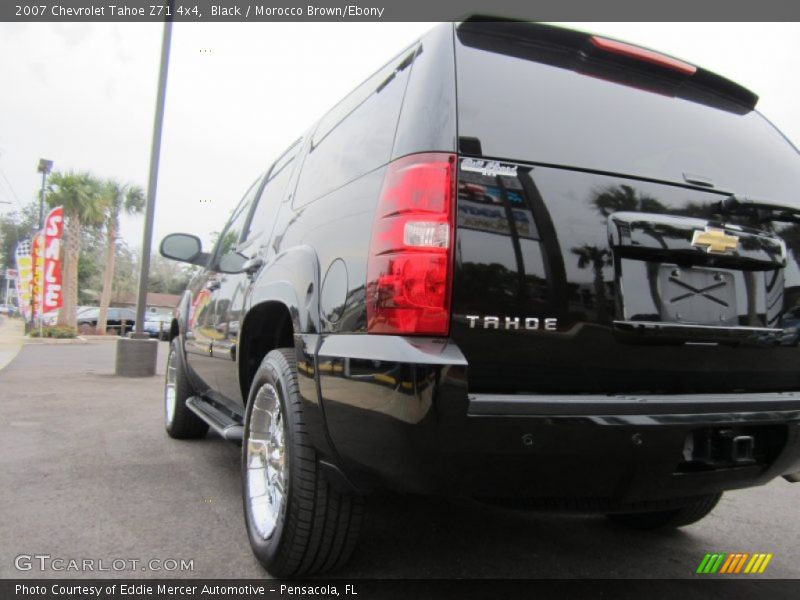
[
  {"xmin": 4, "ymin": 268, "xmax": 16, "ymax": 307},
  {"xmin": 116, "ymin": 1, "xmax": 174, "ymax": 376}
]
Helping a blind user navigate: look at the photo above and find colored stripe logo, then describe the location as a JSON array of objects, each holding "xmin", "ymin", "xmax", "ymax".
[{"xmin": 696, "ymin": 553, "xmax": 773, "ymax": 574}]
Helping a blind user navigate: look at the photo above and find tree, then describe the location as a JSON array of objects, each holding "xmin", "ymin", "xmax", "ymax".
[
  {"xmin": 45, "ymin": 171, "xmax": 108, "ymax": 329},
  {"xmin": 96, "ymin": 181, "xmax": 144, "ymax": 333},
  {"xmin": 592, "ymin": 184, "xmax": 665, "ymax": 218},
  {"xmin": 147, "ymin": 253, "xmax": 194, "ymax": 295},
  {"xmin": 0, "ymin": 202, "xmax": 39, "ymax": 305},
  {"xmin": 76, "ymin": 226, "xmax": 108, "ymax": 305},
  {"xmin": 110, "ymin": 242, "xmax": 139, "ymax": 299},
  {"xmin": 572, "ymin": 244, "xmax": 613, "ymax": 323},
  {"xmin": 0, "ymin": 202, "xmax": 38, "ymax": 270}
]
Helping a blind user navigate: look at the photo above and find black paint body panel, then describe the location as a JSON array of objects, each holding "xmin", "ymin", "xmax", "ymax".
[
  {"xmin": 450, "ymin": 164, "xmax": 800, "ymax": 394},
  {"xmin": 166, "ymin": 21, "xmax": 800, "ymax": 501}
]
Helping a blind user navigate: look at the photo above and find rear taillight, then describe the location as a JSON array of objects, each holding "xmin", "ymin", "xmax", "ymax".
[
  {"xmin": 366, "ymin": 152, "xmax": 456, "ymax": 336},
  {"xmin": 589, "ymin": 35, "xmax": 697, "ymax": 76}
]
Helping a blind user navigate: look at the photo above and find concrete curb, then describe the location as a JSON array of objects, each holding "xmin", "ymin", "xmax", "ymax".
[
  {"xmin": 24, "ymin": 336, "xmax": 90, "ymax": 345},
  {"xmin": 24, "ymin": 334, "xmax": 166, "ymax": 344}
]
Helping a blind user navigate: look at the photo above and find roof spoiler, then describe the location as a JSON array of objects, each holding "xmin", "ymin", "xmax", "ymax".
[{"xmin": 457, "ymin": 17, "xmax": 759, "ymax": 113}]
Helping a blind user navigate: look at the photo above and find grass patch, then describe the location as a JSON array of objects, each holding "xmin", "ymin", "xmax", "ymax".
[{"xmin": 28, "ymin": 325, "xmax": 77, "ymax": 339}]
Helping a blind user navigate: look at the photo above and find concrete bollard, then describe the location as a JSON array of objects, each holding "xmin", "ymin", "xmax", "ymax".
[{"xmin": 115, "ymin": 336, "xmax": 159, "ymax": 377}]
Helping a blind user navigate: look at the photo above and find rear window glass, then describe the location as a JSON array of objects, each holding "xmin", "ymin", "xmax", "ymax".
[{"xmin": 455, "ymin": 27, "xmax": 800, "ymax": 204}]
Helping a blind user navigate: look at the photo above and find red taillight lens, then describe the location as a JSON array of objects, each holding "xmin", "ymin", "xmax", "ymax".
[
  {"xmin": 589, "ymin": 35, "xmax": 697, "ymax": 76},
  {"xmin": 366, "ymin": 152, "xmax": 456, "ymax": 336}
]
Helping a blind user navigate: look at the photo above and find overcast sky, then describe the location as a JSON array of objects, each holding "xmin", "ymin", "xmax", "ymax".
[{"xmin": 1, "ymin": 22, "xmax": 799, "ymax": 252}]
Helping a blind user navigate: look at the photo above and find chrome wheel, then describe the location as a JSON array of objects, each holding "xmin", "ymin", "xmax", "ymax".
[
  {"xmin": 246, "ymin": 382, "xmax": 287, "ymax": 540},
  {"xmin": 165, "ymin": 348, "xmax": 177, "ymax": 426}
]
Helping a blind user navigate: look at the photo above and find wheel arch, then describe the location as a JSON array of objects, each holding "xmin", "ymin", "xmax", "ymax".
[
  {"xmin": 168, "ymin": 289, "xmax": 194, "ymax": 343},
  {"xmin": 240, "ymin": 244, "xmax": 321, "ymax": 404},
  {"xmin": 238, "ymin": 299, "xmax": 295, "ymax": 405}
]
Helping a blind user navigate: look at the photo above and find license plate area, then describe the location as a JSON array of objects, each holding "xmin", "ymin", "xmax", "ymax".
[{"xmin": 657, "ymin": 266, "xmax": 737, "ymax": 326}]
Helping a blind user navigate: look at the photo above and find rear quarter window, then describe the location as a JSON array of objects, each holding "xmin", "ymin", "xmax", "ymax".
[{"xmin": 293, "ymin": 50, "xmax": 415, "ymax": 207}]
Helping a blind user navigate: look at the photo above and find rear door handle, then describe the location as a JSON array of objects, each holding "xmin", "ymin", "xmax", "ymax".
[{"xmin": 243, "ymin": 257, "xmax": 264, "ymax": 276}]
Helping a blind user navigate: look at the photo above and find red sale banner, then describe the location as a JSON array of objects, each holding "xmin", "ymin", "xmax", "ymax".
[{"xmin": 42, "ymin": 206, "xmax": 64, "ymax": 312}]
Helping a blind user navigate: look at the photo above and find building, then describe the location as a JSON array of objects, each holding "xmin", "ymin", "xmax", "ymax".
[{"xmin": 111, "ymin": 292, "xmax": 180, "ymax": 317}]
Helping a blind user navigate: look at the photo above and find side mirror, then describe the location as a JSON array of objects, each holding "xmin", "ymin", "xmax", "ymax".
[
  {"xmin": 160, "ymin": 233, "xmax": 208, "ymax": 266},
  {"xmin": 217, "ymin": 252, "xmax": 248, "ymax": 274}
]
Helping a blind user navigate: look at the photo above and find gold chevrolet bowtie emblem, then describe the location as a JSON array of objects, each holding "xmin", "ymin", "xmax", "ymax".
[{"xmin": 691, "ymin": 227, "xmax": 739, "ymax": 254}]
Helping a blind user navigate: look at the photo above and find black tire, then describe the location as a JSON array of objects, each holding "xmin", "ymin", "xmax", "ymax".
[
  {"xmin": 164, "ymin": 338, "xmax": 209, "ymax": 439},
  {"xmin": 242, "ymin": 348, "xmax": 364, "ymax": 577},
  {"xmin": 606, "ymin": 493, "xmax": 722, "ymax": 530}
]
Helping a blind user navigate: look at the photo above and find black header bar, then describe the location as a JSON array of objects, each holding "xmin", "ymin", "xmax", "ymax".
[
  {"xmin": 3, "ymin": 579, "xmax": 800, "ymax": 600},
  {"xmin": 4, "ymin": 0, "xmax": 800, "ymax": 22}
]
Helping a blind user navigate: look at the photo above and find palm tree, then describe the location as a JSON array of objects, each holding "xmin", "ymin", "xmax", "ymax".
[
  {"xmin": 45, "ymin": 171, "xmax": 108, "ymax": 329},
  {"xmin": 572, "ymin": 244, "xmax": 613, "ymax": 323},
  {"xmin": 592, "ymin": 184, "xmax": 660, "ymax": 217},
  {"xmin": 96, "ymin": 181, "xmax": 145, "ymax": 334},
  {"xmin": 591, "ymin": 185, "xmax": 669, "ymax": 313}
]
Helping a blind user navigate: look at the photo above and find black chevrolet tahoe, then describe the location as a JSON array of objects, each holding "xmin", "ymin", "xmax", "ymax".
[{"xmin": 159, "ymin": 19, "xmax": 800, "ymax": 576}]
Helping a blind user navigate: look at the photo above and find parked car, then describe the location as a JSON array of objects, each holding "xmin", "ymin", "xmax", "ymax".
[
  {"xmin": 143, "ymin": 313, "xmax": 172, "ymax": 340},
  {"xmin": 0, "ymin": 304, "xmax": 14, "ymax": 317},
  {"xmin": 41, "ymin": 305, "xmax": 95, "ymax": 326},
  {"xmin": 76, "ymin": 307, "xmax": 136, "ymax": 335},
  {"xmin": 159, "ymin": 19, "xmax": 800, "ymax": 577}
]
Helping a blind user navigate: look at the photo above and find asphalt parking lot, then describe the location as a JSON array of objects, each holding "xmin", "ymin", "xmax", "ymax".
[{"xmin": 1, "ymin": 331, "xmax": 799, "ymax": 582}]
